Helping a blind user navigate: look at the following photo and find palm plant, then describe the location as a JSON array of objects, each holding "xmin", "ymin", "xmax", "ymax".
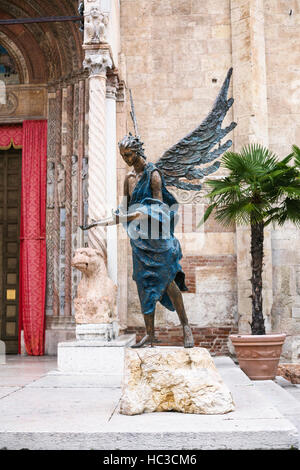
[{"xmin": 202, "ymin": 144, "xmax": 300, "ymax": 335}]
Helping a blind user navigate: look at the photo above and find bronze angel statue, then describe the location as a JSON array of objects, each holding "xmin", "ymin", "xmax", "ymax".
[{"xmin": 81, "ymin": 68, "xmax": 237, "ymax": 348}]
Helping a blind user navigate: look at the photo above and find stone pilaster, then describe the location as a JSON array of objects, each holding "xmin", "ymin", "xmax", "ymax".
[
  {"xmin": 59, "ymin": 87, "xmax": 68, "ymax": 314},
  {"xmin": 53, "ymin": 88, "xmax": 62, "ymax": 317},
  {"xmin": 71, "ymin": 83, "xmax": 80, "ymax": 315},
  {"xmin": 46, "ymin": 92, "xmax": 56, "ymax": 317},
  {"xmin": 116, "ymin": 79, "xmax": 128, "ymax": 331},
  {"xmin": 64, "ymin": 84, "xmax": 74, "ymax": 317},
  {"xmin": 231, "ymin": 0, "xmax": 269, "ymax": 148},
  {"xmin": 231, "ymin": 0, "xmax": 273, "ymax": 333}
]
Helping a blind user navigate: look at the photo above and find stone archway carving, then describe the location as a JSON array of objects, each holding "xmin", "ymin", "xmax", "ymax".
[{"xmin": 0, "ymin": 32, "xmax": 29, "ymax": 84}]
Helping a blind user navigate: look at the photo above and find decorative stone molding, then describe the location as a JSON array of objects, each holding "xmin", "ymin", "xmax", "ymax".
[
  {"xmin": 82, "ymin": 156, "xmax": 89, "ymax": 226},
  {"xmin": 106, "ymin": 73, "xmax": 118, "ymax": 100},
  {"xmin": 0, "ymin": 92, "xmax": 18, "ymax": 116},
  {"xmin": 116, "ymin": 81, "xmax": 126, "ymax": 102},
  {"xmin": 71, "ymin": 155, "xmax": 78, "ymax": 210},
  {"xmin": 57, "ymin": 161, "xmax": 66, "ymax": 208},
  {"xmin": 169, "ymin": 188, "xmax": 205, "ymax": 205},
  {"xmin": 84, "ymin": 3, "xmax": 109, "ymax": 45},
  {"xmin": 0, "ymin": 31, "xmax": 29, "ymax": 84},
  {"xmin": 83, "ymin": 50, "xmax": 112, "ymax": 76},
  {"xmin": 47, "ymin": 161, "xmax": 55, "ymax": 209},
  {"xmin": 75, "ymin": 323, "xmax": 119, "ymax": 342}
]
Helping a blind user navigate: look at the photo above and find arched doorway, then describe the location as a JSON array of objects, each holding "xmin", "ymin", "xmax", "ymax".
[{"xmin": 0, "ymin": 0, "xmax": 84, "ymax": 354}]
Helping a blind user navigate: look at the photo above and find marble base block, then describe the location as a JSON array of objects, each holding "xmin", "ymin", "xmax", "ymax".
[
  {"xmin": 75, "ymin": 322, "xmax": 119, "ymax": 341},
  {"xmin": 120, "ymin": 347, "xmax": 235, "ymax": 415},
  {"xmin": 57, "ymin": 334, "xmax": 136, "ymax": 379}
]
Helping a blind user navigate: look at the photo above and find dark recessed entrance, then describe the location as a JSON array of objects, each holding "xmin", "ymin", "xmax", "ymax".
[{"xmin": 0, "ymin": 148, "xmax": 22, "ymax": 354}]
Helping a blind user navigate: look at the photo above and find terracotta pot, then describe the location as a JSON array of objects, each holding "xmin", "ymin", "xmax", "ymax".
[{"xmin": 229, "ymin": 333, "xmax": 286, "ymax": 380}]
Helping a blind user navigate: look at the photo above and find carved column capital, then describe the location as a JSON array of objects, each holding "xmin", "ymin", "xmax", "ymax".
[{"xmin": 83, "ymin": 49, "xmax": 112, "ymax": 77}]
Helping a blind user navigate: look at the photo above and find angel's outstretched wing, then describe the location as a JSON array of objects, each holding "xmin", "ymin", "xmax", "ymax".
[{"xmin": 156, "ymin": 68, "xmax": 237, "ymax": 191}]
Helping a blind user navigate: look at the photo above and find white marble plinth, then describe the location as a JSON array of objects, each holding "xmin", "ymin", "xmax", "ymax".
[
  {"xmin": 120, "ymin": 347, "xmax": 235, "ymax": 415},
  {"xmin": 75, "ymin": 322, "xmax": 119, "ymax": 341},
  {"xmin": 57, "ymin": 334, "xmax": 136, "ymax": 379}
]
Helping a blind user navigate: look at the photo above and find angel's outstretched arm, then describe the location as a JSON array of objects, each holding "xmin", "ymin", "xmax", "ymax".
[{"xmin": 80, "ymin": 174, "xmax": 148, "ymax": 230}]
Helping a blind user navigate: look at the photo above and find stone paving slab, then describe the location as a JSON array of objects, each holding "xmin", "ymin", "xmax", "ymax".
[
  {"xmin": 0, "ymin": 355, "xmax": 298, "ymax": 450},
  {"xmin": 276, "ymin": 376, "xmax": 300, "ymax": 400},
  {"xmin": 0, "ymin": 375, "xmax": 45, "ymax": 387},
  {"xmin": 25, "ymin": 374, "xmax": 121, "ymax": 389},
  {"xmin": 0, "ymin": 387, "xmax": 19, "ymax": 399},
  {"xmin": 0, "ymin": 387, "xmax": 120, "ymax": 432},
  {"xmin": 254, "ymin": 379, "xmax": 300, "ymax": 448}
]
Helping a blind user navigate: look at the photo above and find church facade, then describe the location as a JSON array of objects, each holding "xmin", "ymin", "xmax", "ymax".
[{"xmin": 0, "ymin": 0, "xmax": 299, "ymax": 361}]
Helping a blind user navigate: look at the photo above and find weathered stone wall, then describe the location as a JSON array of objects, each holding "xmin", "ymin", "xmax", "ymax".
[
  {"xmin": 264, "ymin": 1, "xmax": 300, "ymax": 361},
  {"xmin": 264, "ymin": 0, "xmax": 300, "ymax": 157},
  {"xmin": 121, "ymin": 0, "xmax": 233, "ymax": 161},
  {"xmin": 120, "ymin": 0, "xmax": 238, "ymax": 337},
  {"xmin": 120, "ymin": 0, "xmax": 300, "ymax": 360}
]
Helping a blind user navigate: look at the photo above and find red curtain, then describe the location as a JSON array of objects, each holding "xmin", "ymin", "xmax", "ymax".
[
  {"xmin": 19, "ymin": 120, "xmax": 47, "ymax": 355},
  {"xmin": 0, "ymin": 124, "xmax": 23, "ymax": 149}
]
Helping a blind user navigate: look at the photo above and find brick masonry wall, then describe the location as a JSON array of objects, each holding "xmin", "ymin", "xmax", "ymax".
[
  {"xmin": 181, "ymin": 255, "xmax": 237, "ymax": 294},
  {"xmin": 123, "ymin": 326, "xmax": 238, "ymax": 356}
]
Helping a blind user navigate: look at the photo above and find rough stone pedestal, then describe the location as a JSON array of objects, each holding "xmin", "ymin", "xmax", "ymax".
[{"xmin": 120, "ymin": 347, "xmax": 235, "ymax": 415}]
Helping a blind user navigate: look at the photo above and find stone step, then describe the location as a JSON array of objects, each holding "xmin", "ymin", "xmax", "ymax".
[
  {"xmin": 0, "ymin": 355, "xmax": 298, "ymax": 450},
  {"xmin": 253, "ymin": 377, "xmax": 300, "ymax": 449}
]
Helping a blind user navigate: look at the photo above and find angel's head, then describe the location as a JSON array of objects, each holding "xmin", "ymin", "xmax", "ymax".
[{"xmin": 118, "ymin": 133, "xmax": 146, "ymax": 166}]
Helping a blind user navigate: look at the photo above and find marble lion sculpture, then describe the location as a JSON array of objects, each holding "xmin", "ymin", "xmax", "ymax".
[{"xmin": 72, "ymin": 247, "xmax": 117, "ymax": 324}]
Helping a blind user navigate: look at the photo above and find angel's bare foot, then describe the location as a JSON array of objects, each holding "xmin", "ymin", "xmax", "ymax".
[
  {"xmin": 183, "ymin": 325, "xmax": 194, "ymax": 348},
  {"xmin": 131, "ymin": 335, "xmax": 161, "ymax": 348}
]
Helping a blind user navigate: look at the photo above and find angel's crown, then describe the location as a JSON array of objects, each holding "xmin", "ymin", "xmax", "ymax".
[{"xmin": 118, "ymin": 132, "xmax": 146, "ymax": 160}]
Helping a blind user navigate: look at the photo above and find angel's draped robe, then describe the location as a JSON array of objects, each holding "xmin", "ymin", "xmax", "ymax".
[{"xmin": 121, "ymin": 162, "xmax": 188, "ymax": 315}]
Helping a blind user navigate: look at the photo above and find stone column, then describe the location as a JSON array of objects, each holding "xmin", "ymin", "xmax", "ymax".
[
  {"xmin": 106, "ymin": 73, "xmax": 118, "ymax": 285},
  {"xmin": 83, "ymin": 77, "xmax": 89, "ymax": 247},
  {"xmin": 231, "ymin": 0, "xmax": 273, "ymax": 333},
  {"xmin": 83, "ymin": 47, "xmax": 112, "ymax": 257},
  {"xmin": 78, "ymin": 80, "xmax": 85, "ymax": 233}
]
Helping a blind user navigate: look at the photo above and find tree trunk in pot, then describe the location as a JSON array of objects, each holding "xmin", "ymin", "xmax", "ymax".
[{"xmin": 250, "ymin": 221, "xmax": 266, "ymax": 335}]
